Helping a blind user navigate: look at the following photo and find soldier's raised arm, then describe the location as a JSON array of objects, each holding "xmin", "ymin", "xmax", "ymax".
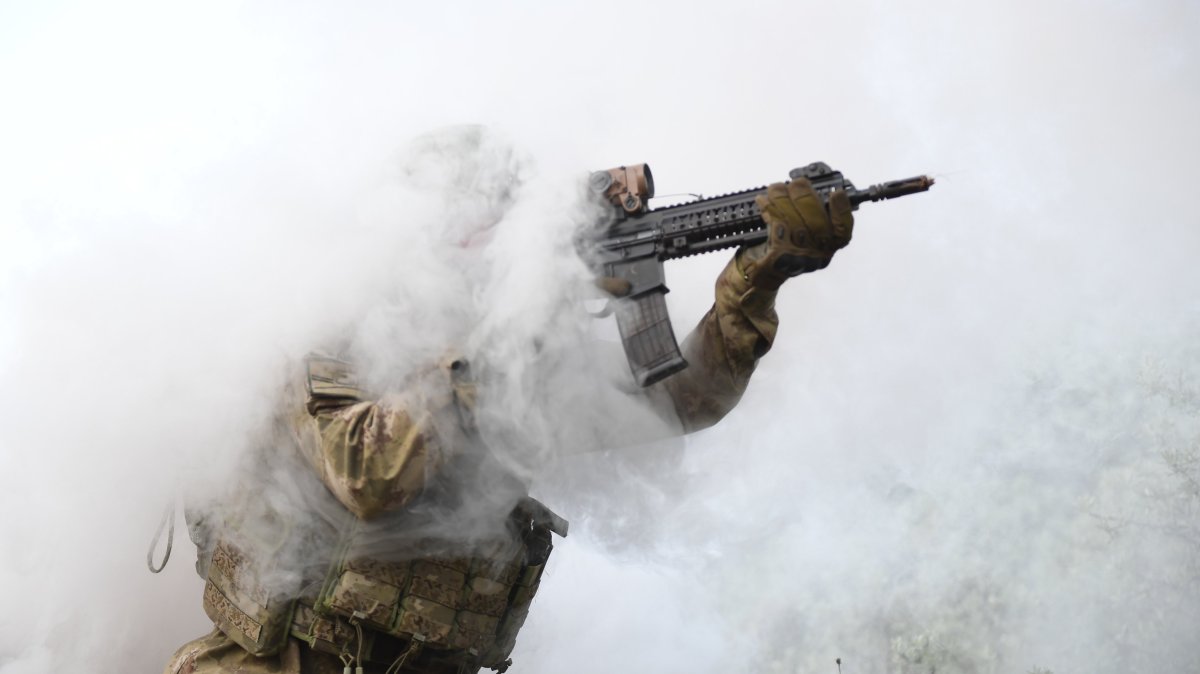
[{"xmin": 655, "ymin": 178, "xmax": 854, "ymax": 432}]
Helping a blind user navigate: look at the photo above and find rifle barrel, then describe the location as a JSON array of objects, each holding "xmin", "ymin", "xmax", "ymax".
[{"xmin": 850, "ymin": 175, "xmax": 935, "ymax": 206}]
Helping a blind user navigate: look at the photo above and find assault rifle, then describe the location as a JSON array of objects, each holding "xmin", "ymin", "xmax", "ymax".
[{"xmin": 586, "ymin": 161, "xmax": 933, "ymax": 387}]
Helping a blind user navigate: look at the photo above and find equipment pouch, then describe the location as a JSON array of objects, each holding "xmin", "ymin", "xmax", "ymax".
[{"xmin": 202, "ymin": 538, "xmax": 300, "ymax": 657}]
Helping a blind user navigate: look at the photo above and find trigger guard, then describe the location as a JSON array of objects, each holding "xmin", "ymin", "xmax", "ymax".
[{"xmin": 588, "ymin": 300, "xmax": 616, "ymax": 319}]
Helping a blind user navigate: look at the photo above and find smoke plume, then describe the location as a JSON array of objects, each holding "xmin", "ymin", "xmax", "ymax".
[{"xmin": 1, "ymin": 1, "xmax": 1198, "ymax": 673}]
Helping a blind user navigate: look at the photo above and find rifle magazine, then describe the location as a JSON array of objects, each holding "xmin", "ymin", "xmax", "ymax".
[{"xmin": 615, "ymin": 291, "xmax": 688, "ymax": 386}]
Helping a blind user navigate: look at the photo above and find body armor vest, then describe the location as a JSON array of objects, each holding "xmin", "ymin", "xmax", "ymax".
[{"xmin": 195, "ymin": 356, "xmax": 566, "ymax": 672}]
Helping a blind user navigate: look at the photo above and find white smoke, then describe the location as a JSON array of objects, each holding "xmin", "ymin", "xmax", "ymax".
[{"xmin": 2, "ymin": 1, "xmax": 1199, "ymax": 673}]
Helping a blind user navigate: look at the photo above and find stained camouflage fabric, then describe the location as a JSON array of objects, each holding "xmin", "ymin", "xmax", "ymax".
[
  {"xmin": 656, "ymin": 250, "xmax": 778, "ymax": 432},
  {"xmin": 167, "ymin": 251, "xmax": 778, "ymax": 674},
  {"xmin": 292, "ymin": 352, "xmax": 477, "ymax": 520}
]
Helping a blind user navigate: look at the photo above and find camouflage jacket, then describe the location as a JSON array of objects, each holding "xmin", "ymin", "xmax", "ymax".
[{"xmin": 181, "ymin": 252, "xmax": 777, "ymax": 674}]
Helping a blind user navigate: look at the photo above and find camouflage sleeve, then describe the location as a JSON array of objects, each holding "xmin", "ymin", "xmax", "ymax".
[
  {"xmin": 291, "ymin": 358, "xmax": 474, "ymax": 520},
  {"xmin": 656, "ymin": 250, "xmax": 778, "ymax": 432}
]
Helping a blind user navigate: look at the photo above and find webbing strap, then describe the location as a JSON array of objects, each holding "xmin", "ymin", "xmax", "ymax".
[{"xmin": 146, "ymin": 501, "xmax": 175, "ymax": 573}]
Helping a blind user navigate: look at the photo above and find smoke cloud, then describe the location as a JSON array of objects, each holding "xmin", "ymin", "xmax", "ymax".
[{"xmin": 2, "ymin": 1, "xmax": 1198, "ymax": 673}]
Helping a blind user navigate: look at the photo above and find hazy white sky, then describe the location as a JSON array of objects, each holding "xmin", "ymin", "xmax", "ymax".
[{"xmin": 1, "ymin": 1, "xmax": 1198, "ymax": 673}]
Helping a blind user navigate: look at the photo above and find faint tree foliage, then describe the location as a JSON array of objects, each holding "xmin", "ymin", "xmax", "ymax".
[
  {"xmin": 733, "ymin": 349, "xmax": 1200, "ymax": 674},
  {"xmin": 1079, "ymin": 360, "xmax": 1200, "ymax": 669}
]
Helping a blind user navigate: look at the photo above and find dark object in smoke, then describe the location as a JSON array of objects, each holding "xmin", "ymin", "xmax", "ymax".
[
  {"xmin": 583, "ymin": 162, "xmax": 934, "ymax": 386},
  {"xmin": 513, "ymin": 496, "xmax": 570, "ymax": 539}
]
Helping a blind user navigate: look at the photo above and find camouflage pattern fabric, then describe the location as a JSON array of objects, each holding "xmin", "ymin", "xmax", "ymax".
[
  {"xmin": 657, "ymin": 249, "xmax": 779, "ymax": 432},
  {"xmin": 291, "ymin": 354, "xmax": 477, "ymax": 520},
  {"xmin": 168, "ymin": 248, "xmax": 778, "ymax": 673},
  {"xmin": 164, "ymin": 629, "xmax": 467, "ymax": 674}
]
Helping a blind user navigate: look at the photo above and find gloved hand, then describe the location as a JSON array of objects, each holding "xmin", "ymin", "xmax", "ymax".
[{"xmin": 739, "ymin": 178, "xmax": 854, "ymax": 291}]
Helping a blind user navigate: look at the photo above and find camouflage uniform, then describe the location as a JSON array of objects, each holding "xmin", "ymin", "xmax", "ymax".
[{"xmin": 165, "ymin": 253, "xmax": 779, "ymax": 674}]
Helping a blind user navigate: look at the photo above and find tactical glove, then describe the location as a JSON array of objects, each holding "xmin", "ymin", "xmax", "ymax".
[{"xmin": 739, "ymin": 178, "xmax": 854, "ymax": 291}]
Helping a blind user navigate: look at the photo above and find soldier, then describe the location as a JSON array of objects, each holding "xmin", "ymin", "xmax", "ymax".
[{"xmin": 164, "ymin": 128, "xmax": 854, "ymax": 674}]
